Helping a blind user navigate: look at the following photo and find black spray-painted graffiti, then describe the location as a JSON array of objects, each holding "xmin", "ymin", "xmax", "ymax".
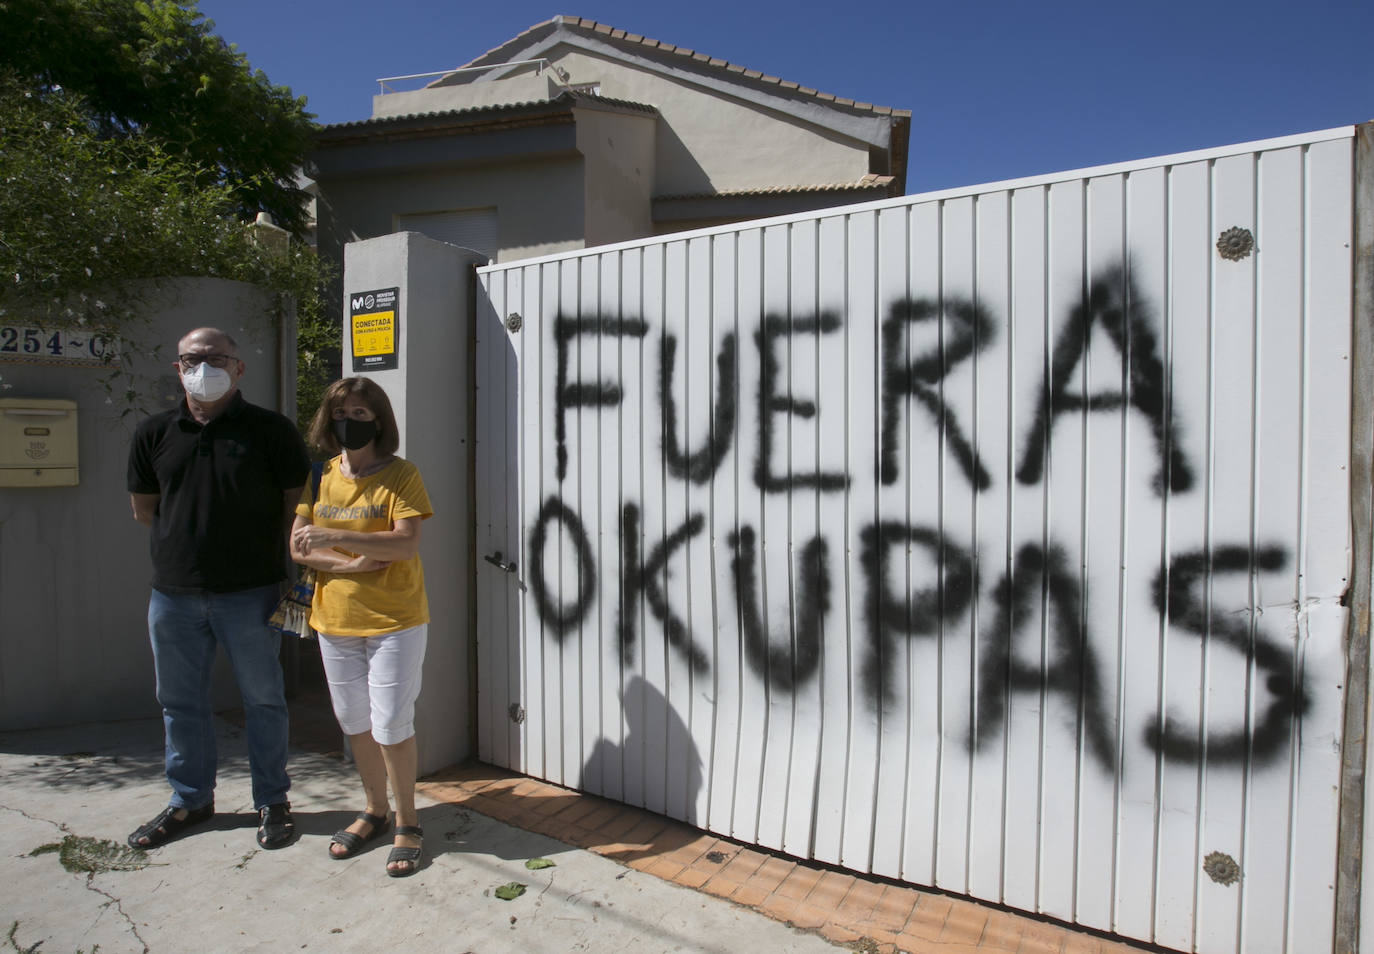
[
  {"xmin": 527, "ymin": 497, "xmax": 596, "ymax": 634},
  {"xmin": 618, "ymin": 503, "xmax": 710, "ymax": 674},
  {"xmin": 528, "ymin": 265, "xmax": 1307, "ymax": 771},
  {"xmin": 728, "ymin": 526, "xmax": 829, "ymax": 692},
  {"xmin": 756, "ymin": 311, "xmax": 848, "ymax": 491},
  {"xmin": 660, "ymin": 333, "xmax": 736, "ymax": 484},
  {"xmin": 554, "ymin": 315, "xmax": 649, "ymax": 481},
  {"xmin": 879, "ymin": 297, "xmax": 995, "ymax": 491},
  {"xmin": 974, "ymin": 544, "xmax": 1116, "ymax": 767},
  {"xmin": 1147, "ymin": 546, "xmax": 1309, "ymax": 760},
  {"xmin": 860, "ymin": 523, "xmax": 974, "ymax": 708},
  {"xmin": 1015, "ymin": 267, "xmax": 1193, "ymax": 494}
]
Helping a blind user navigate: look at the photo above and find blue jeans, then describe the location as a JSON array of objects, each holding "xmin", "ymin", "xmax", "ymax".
[{"xmin": 148, "ymin": 585, "xmax": 290, "ymax": 810}]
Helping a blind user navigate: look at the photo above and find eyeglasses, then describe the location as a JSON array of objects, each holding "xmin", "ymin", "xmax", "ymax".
[{"xmin": 179, "ymin": 353, "xmax": 237, "ymax": 370}]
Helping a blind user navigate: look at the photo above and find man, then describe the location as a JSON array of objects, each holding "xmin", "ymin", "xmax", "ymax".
[{"xmin": 126, "ymin": 327, "xmax": 310, "ymax": 850}]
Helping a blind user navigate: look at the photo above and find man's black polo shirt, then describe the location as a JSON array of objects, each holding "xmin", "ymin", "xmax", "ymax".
[{"xmin": 127, "ymin": 392, "xmax": 311, "ymax": 594}]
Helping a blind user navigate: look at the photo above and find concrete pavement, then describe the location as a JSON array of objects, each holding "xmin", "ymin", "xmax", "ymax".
[{"xmin": 0, "ymin": 716, "xmax": 843, "ymax": 954}]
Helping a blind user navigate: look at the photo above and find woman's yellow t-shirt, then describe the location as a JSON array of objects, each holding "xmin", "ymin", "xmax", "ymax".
[{"xmin": 295, "ymin": 457, "xmax": 433, "ymax": 636}]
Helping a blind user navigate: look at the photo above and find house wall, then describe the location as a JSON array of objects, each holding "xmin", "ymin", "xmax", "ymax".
[
  {"xmin": 575, "ymin": 106, "xmax": 656, "ymax": 247},
  {"xmin": 316, "ymin": 155, "xmax": 587, "ymax": 266},
  {"xmin": 0, "ymin": 279, "xmax": 294, "ymax": 730},
  {"xmin": 546, "ymin": 46, "xmax": 877, "ymax": 194},
  {"xmin": 371, "ymin": 46, "xmax": 878, "ymax": 198},
  {"xmin": 373, "ymin": 71, "xmax": 559, "ymax": 118},
  {"xmin": 323, "ymin": 32, "xmax": 898, "ymax": 275}
]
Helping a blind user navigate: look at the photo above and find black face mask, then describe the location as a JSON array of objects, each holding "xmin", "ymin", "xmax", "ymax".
[{"xmin": 331, "ymin": 417, "xmax": 379, "ymax": 450}]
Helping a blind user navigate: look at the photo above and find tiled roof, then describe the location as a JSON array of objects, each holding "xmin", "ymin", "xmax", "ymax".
[
  {"xmin": 315, "ymin": 90, "xmax": 656, "ymax": 135},
  {"xmin": 656, "ymin": 176, "xmax": 896, "ymax": 201},
  {"xmin": 459, "ymin": 16, "xmax": 910, "ymax": 119}
]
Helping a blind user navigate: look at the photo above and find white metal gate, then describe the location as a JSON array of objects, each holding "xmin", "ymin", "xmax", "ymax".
[{"xmin": 473, "ymin": 126, "xmax": 1357, "ymax": 953}]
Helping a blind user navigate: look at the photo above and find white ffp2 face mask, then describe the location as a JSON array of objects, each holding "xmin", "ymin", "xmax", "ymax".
[{"xmin": 181, "ymin": 363, "xmax": 234, "ymax": 402}]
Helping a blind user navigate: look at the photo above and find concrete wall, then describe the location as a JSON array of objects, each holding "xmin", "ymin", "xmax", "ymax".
[
  {"xmin": 341, "ymin": 232, "xmax": 482, "ymax": 776},
  {"xmin": 539, "ymin": 46, "xmax": 872, "ymax": 194},
  {"xmin": 320, "ymin": 36, "xmax": 891, "ymax": 284},
  {"xmin": 373, "ymin": 71, "xmax": 558, "ymax": 118},
  {"xmin": 361, "ymin": 44, "xmax": 878, "ymax": 199},
  {"xmin": 316, "ymin": 155, "xmax": 587, "ymax": 267},
  {"xmin": 575, "ymin": 106, "xmax": 656, "ymax": 246},
  {"xmin": 0, "ymin": 278, "xmax": 294, "ymax": 730}
]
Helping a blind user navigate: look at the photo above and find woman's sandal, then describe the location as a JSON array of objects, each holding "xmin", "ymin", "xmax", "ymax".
[
  {"xmin": 386, "ymin": 825, "xmax": 424, "ymax": 877},
  {"xmin": 329, "ymin": 812, "xmax": 390, "ymax": 859},
  {"xmin": 126, "ymin": 802, "xmax": 215, "ymax": 849}
]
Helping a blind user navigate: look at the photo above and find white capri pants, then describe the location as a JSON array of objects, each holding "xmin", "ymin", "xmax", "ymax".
[{"xmin": 317, "ymin": 625, "xmax": 427, "ymax": 745}]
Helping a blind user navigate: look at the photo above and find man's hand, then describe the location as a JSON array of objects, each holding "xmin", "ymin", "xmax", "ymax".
[{"xmin": 130, "ymin": 493, "xmax": 159, "ymax": 525}]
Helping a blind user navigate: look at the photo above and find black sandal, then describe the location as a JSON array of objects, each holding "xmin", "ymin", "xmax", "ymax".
[
  {"xmin": 329, "ymin": 812, "xmax": 390, "ymax": 859},
  {"xmin": 386, "ymin": 825, "xmax": 423, "ymax": 877},
  {"xmin": 256, "ymin": 802, "xmax": 295, "ymax": 849},
  {"xmin": 127, "ymin": 803, "xmax": 215, "ymax": 849}
]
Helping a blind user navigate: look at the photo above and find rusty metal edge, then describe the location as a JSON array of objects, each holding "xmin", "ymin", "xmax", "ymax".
[{"xmin": 1336, "ymin": 119, "xmax": 1374, "ymax": 954}]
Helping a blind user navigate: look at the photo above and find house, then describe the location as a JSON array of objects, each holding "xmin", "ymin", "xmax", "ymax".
[{"xmin": 308, "ymin": 16, "xmax": 910, "ymax": 264}]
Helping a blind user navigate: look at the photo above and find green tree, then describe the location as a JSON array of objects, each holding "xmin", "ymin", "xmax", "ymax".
[
  {"xmin": 0, "ymin": 0, "xmax": 315, "ymax": 236},
  {"xmin": 0, "ymin": 4, "xmax": 333, "ymax": 425},
  {"xmin": 1, "ymin": 70, "xmax": 245, "ymax": 309}
]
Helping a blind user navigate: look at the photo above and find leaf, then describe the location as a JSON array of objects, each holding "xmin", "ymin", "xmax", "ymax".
[
  {"xmin": 57, "ymin": 835, "xmax": 151, "ymax": 873},
  {"xmin": 524, "ymin": 857, "xmax": 555, "ymax": 870},
  {"xmin": 493, "ymin": 882, "xmax": 526, "ymax": 900}
]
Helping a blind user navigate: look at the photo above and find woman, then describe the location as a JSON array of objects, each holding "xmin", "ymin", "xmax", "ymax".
[{"xmin": 289, "ymin": 378, "xmax": 433, "ymax": 877}]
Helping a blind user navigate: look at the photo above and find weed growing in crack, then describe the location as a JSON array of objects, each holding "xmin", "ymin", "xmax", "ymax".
[
  {"xmin": 6, "ymin": 920, "xmax": 41, "ymax": 954},
  {"xmin": 31, "ymin": 836, "xmax": 152, "ymax": 874}
]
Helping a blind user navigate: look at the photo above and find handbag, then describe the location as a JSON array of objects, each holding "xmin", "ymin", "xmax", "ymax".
[{"xmin": 268, "ymin": 461, "xmax": 325, "ymax": 640}]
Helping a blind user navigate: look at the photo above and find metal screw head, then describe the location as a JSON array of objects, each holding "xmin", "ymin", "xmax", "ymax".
[
  {"xmin": 1203, "ymin": 851, "xmax": 1241, "ymax": 886},
  {"xmin": 1216, "ymin": 227, "xmax": 1255, "ymax": 261},
  {"xmin": 505, "ymin": 312, "xmax": 523, "ymax": 333}
]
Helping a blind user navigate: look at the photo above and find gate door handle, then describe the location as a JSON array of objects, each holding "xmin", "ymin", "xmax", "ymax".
[{"xmin": 484, "ymin": 551, "xmax": 517, "ymax": 573}]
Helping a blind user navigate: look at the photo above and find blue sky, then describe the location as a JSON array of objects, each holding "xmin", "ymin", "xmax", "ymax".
[{"xmin": 197, "ymin": 0, "xmax": 1372, "ymax": 194}]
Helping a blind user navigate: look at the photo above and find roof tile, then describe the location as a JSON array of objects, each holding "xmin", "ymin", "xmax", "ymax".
[
  {"xmin": 316, "ymin": 89, "xmax": 657, "ymax": 134},
  {"xmin": 458, "ymin": 16, "xmax": 909, "ymax": 119},
  {"xmin": 656, "ymin": 176, "xmax": 895, "ymax": 201}
]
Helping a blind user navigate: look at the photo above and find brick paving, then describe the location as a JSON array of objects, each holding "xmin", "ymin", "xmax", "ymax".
[{"xmin": 417, "ymin": 763, "xmax": 1157, "ymax": 954}]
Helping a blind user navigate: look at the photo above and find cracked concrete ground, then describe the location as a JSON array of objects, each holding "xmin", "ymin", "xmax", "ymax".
[{"xmin": 0, "ymin": 717, "xmax": 842, "ymax": 954}]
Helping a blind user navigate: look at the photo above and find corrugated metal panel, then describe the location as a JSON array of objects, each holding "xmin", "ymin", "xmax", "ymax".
[{"xmin": 474, "ymin": 127, "xmax": 1356, "ymax": 953}]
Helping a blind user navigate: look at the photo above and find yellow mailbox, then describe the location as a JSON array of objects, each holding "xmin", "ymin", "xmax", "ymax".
[{"xmin": 0, "ymin": 398, "xmax": 78, "ymax": 487}]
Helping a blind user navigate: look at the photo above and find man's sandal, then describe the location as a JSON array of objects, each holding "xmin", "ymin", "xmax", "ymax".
[
  {"xmin": 386, "ymin": 825, "xmax": 424, "ymax": 877},
  {"xmin": 329, "ymin": 812, "xmax": 390, "ymax": 859},
  {"xmin": 256, "ymin": 802, "xmax": 295, "ymax": 849},
  {"xmin": 127, "ymin": 803, "xmax": 215, "ymax": 849}
]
